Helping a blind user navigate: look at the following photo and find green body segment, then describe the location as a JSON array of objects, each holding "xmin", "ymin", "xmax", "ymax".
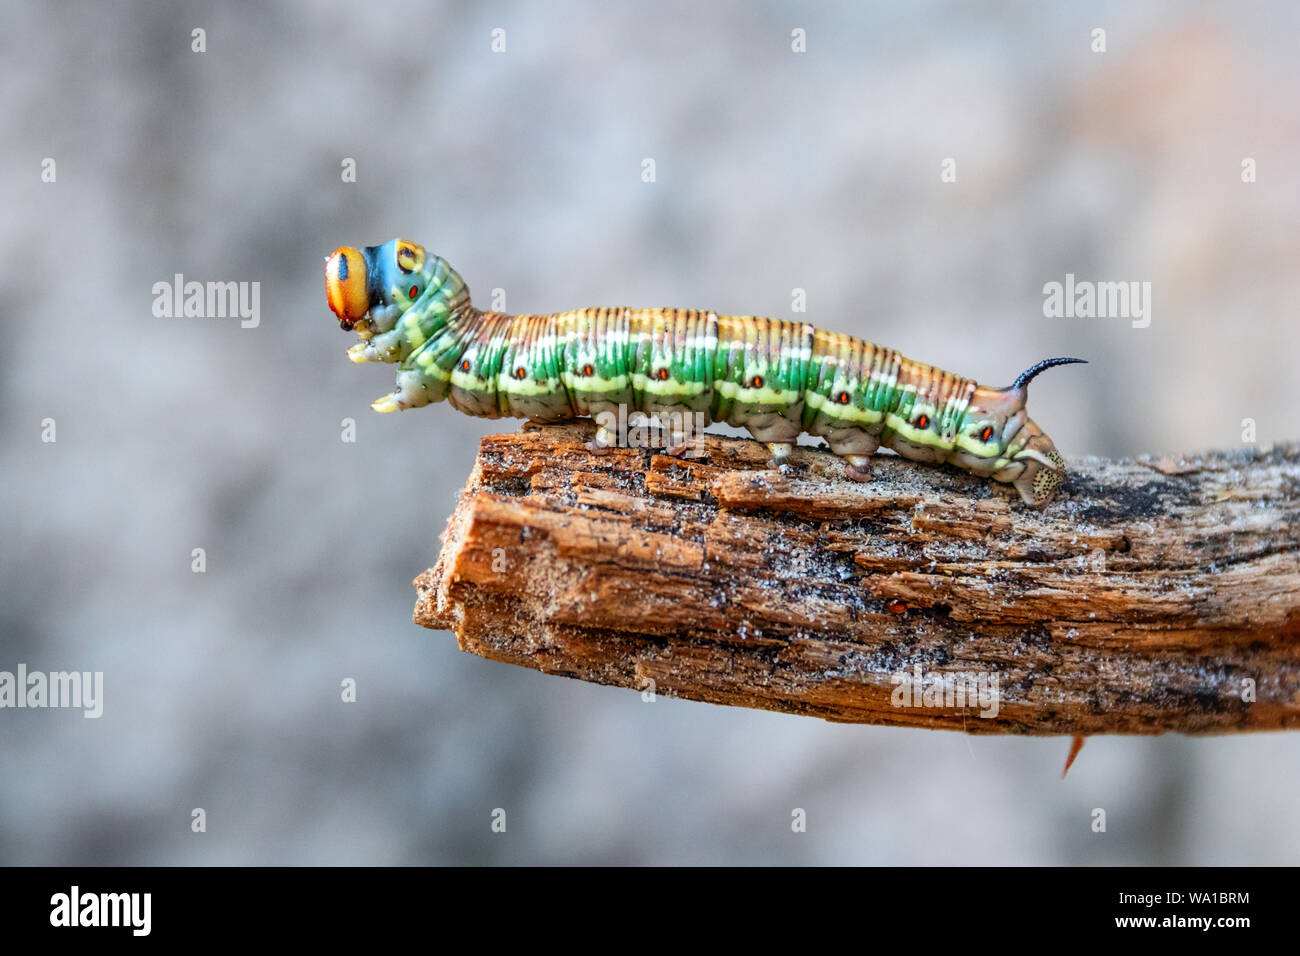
[
  {"xmin": 333, "ymin": 243, "xmax": 1078, "ymax": 506},
  {"xmin": 379, "ymin": 281, "xmax": 982, "ymax": 463}
]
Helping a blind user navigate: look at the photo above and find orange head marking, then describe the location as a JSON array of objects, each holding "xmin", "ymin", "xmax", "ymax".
[{"xmin": 325, "ymin": 246, "xmax": 371, "ymax": 328}]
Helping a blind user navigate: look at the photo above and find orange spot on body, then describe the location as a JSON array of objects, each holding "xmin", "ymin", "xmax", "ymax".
[{"xmin": 886, "ymin": 601, "xmax": 907, "ymax": 614}]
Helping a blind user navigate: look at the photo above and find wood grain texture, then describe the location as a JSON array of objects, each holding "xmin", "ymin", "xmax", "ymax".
[{"xmin": 413, "ymin": 421, "xmax": 1300, "ymax": 735}]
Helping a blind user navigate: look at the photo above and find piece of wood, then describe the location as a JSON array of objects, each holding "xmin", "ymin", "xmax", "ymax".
[{"xmin": 413, "ymin": 421, "xmax": 1300, "ymax": 735}]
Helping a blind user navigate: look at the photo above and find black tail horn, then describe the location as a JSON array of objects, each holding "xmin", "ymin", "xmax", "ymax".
[{"xmin": 1012, "ymin": 357, "xmax": 1087, "ymax": 391}]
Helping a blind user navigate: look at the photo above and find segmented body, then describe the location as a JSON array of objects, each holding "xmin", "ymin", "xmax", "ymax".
[
  {"xmin": 424, "ymin": 305, "xmax": 976, "ymax": 457},
  {"xmin": 326, "ymin": 240, "xmax": 1081, "ymax": 505}
]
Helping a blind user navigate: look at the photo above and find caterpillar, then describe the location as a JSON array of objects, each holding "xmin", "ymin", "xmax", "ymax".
[{"xmin": 325, "ymin": 238, "xmax": 1084, "ymax": 506}]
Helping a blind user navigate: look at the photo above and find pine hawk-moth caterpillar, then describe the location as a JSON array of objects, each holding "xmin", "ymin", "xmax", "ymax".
[{"xmin": 325, "ymin": 239, "xmax": 1084, "ymax": 506}]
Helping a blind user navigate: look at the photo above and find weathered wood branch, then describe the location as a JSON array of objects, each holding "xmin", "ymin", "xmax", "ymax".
[{"xmin": 414, "ymin": 421, "xmax": 1300, "ymax": 735}]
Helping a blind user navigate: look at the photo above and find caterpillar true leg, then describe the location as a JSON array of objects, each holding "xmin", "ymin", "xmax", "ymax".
[{"xmin": 372, "ymin": 364, "xmax": 441, "ymax": 413}]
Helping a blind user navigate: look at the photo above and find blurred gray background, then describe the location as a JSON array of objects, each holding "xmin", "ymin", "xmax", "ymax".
[{"xmin": 3, "ymin": 0, "xmax": 1297, "ymax": 864}]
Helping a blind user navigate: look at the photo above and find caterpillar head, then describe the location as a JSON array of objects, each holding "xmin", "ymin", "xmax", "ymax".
[
  {"xmin": 954, "ymin": 358, "xmax": 1085, "ymax": 507},
  {"xmin": 325, "ymin": 239, "xmax": 432, "ymax": 339}
]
